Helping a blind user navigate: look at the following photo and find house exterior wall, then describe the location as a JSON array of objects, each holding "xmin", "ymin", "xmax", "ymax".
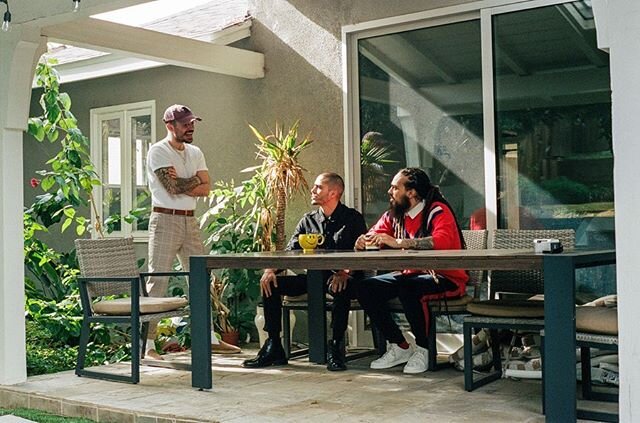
[
  {"xmin": 25, "ymin": 65, "xmax": 261, "ymax": 251},
  {"xmin": 244, "ymin": 0, "xmax": 474, "ymax": 228},
  {"xmin": 604, "ymin": 1, "xmax": 640, "ymax": 420}
]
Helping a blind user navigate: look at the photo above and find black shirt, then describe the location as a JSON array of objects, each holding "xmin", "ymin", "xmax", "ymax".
[{"xmin": 286, "ymin": 202, "xmax": 367, "ymax": 251}]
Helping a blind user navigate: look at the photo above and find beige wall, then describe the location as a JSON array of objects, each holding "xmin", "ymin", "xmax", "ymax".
[
  {"xmin": 245, "ymin": 0, "xmax": 473, "ymax": 228},
  {"xmin": 24, "ymin": 65, "xmax": 261, "ymax": 250},
  {"xmin": 24, "ymin": 0, "xmax": 474, "ymax": 248}
]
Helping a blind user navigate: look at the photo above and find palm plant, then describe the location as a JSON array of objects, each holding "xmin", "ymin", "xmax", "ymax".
[
  {"xmin": 249, "ymin": 120, "xmax": 313, "ymax": 250},
  {"xmin": 360, "ymin": 132, "xmax": 398, "ymax": 203}
]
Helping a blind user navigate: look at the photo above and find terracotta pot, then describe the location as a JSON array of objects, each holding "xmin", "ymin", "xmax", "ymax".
[{"xmin": 221, "ymin": 330, "xmax": 240, "ymax": 346}]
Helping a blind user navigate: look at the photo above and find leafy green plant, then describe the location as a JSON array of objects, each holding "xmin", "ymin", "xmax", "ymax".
[
  {"xmin": 249, "ymin": 120, "xmax": 313, "ymax": 250},
  {"xmin": 201, "ymin": 175, "xmax": 268, "ymax": 340},
  {"xmin": 23, "ymin": 59, "xmax": 131, "ymax": 374},
  {"xmin": 360, "ymin": 131, "xmax": 398, "ymax": 204}
]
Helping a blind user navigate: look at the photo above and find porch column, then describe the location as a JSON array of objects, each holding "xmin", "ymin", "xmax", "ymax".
[
  {"xmin": 0, "ymin": 25, "xmax": 46, "ymax": 385},
  {"xmin": 594, "ymin": 0, "xmax": 640, "ymax": 421}
]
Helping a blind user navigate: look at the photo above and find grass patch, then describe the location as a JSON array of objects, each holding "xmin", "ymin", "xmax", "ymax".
[{"xmin": 0, "ymin": 408, "xmax": 95, "ymax": 422}]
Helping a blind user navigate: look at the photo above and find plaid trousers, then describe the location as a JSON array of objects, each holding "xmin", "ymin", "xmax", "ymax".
[{"xmin": 146, "ymin": 212, "xmax": 204, "ymax": 339}]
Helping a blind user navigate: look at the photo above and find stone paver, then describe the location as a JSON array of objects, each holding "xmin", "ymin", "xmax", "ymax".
[{"xmin": 0, "ymin": 347, "xmax": 614, "ymax": 422}]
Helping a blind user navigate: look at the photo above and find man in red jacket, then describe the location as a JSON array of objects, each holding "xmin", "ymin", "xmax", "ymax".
[{"xmin": 355, "ymin": 167, "xmax": 468, "ymax": 374}]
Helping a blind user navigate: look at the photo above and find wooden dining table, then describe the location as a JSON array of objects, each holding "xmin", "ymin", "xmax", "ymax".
[{"xmin": 189, "ymin": 247, "xmax": 615, "ymax": 422}]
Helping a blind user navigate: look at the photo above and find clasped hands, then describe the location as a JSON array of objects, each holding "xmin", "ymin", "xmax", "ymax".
[
  {"xmin": 260, "ymin": 268, "xmax": 351, "ymax": 297},
  {"xmin": 355, "ymin": 233, "xmax": 403, "ymax": 250}
]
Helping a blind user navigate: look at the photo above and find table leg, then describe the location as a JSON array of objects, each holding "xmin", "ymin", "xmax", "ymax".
[
  {"xmin": 544, "ymin": 255, "xmax": 576, "ymax": 422},
  {"xmin": 307, "ymin": 270, "xmax": 327, "ymax": 364},
  {"xmin": 189, "ymin": 256, "xmax": 212, "ymax": 389}
]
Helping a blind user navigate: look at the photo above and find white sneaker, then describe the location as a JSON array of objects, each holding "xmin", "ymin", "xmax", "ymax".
[
  {"xmin": 370, "ymin": 343, "xmax": 414, "ymax": 369},
  {"xmin": 403, "ymin": 345, "xmax": 429, "ymax": 374}
]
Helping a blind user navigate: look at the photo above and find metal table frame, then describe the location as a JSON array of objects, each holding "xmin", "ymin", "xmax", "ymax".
[{"xmin": 189, "ymin": 248, "xmax": 615, "ymax": 422}]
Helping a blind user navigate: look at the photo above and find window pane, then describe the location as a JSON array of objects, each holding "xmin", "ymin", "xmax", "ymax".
[
  {"xmin": 493, "ymin": 1, "xmax": 614, "ymax": 295},
  {"xmin": 493, "ymin": 2, "xmax": 613, "ymax": 243},
  {"xmin": 131, "ymin": 115, "xmax": 152, "ymax": 231},
  {"xmin": 101, "ymin": 118, "xmax": 121, "ymax": 232},
  {"xmin": 358, "ymin": 19, "xmax": 484, "ymax": 228}
]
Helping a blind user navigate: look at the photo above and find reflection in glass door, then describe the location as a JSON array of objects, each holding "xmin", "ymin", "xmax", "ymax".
[
  {"xmin": 357, "ymin": 19, "xmax": 484, "ymax": 228},
  {"xmin": 493, "ymin": 1, "xmax": 613, "ymax": 251}
]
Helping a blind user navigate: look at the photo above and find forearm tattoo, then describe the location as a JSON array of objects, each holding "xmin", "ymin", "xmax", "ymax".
[
  {"xmin": 412, "ymin": 237, "xmax": 434, "ymax": 250},
  {"xmin": 155, "ymin": 167, "xmax": 201, "ymax": 195}
]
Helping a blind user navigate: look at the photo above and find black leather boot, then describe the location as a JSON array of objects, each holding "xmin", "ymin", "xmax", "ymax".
[
  {"xmin": 326, "ymin": 339, "xmax": 347, "ymax": 371},
  {"xmin": 242, "ymin": 338, "xmax": 288, "ymax": 368}
]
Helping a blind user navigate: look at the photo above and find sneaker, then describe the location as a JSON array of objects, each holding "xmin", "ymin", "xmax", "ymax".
[
  {"xmin": 403, "ymin": 345, "xmax": 429, "ymax": 374},
  {"xmin": 370, "ymin": 343, "xmax": 414, "ymax": 369}
]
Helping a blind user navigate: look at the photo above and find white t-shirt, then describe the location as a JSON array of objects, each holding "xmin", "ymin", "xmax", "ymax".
[{"xmin": 147, "ymin": 138, "xmax": 208, "ymax": 210}]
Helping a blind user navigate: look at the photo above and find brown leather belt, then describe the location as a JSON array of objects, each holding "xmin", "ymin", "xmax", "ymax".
[{"xmin": 152, "ymin": 207, "xmax": 194, "ymax": 217}]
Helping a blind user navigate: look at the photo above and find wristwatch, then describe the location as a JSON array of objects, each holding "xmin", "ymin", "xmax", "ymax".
[{"xmin": 396, "ymin": 238, "xmax": 403, "ymax": 248}]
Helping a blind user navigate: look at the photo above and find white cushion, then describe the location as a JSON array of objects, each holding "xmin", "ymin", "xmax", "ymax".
[
  {"xmin": 576, "ymin": 306, "xmax": 618, "ymax": 335},
  {"xmin": 93, "ymin": 296, "xmax": 188, "ymax": 315}
]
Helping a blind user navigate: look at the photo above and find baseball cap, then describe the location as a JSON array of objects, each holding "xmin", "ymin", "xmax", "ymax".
[{"xmin": 163, "ymin": 104, "xmax": 202, "ymax": 124}]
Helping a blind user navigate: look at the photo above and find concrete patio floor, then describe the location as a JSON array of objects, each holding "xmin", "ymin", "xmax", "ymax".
[{"xmin": 0, "ymin": 346, "xmax": 615, "ymax": 422}]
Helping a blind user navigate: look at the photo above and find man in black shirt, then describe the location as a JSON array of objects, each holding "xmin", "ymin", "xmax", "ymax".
[{"xmin": 242, "ymin": 173, "xmax": 367, "ymax": 371}]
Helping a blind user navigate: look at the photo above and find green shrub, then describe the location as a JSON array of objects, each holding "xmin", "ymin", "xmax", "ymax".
[
  {"xmin": 26, "ymin": 321, "xmax": 130, "ymax": 376},
  {"xmin": 0, "ymin": 407, "xmax": 95, "ymax": 422}
]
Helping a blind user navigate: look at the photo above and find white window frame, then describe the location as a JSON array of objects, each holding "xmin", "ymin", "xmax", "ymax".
[
  {"xmin": 342, "ymin": 0, "xmax": 576, "ymax": 233},
  {"xmin": 90, "ymin": 100, "xmax": 156, "ymax": 241}
]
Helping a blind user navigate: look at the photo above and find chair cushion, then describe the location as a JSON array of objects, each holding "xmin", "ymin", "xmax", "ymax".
[
  {"xmin": 467, "ymin": 299, "xmax": 545, "ymax": 318},
  {"xmin": 93, "ymin": 296, "xmax": 188, "ymax": 315},
  {"xmin": 576, "ymin": 306, "xmax": 618, "ymax": 335}
]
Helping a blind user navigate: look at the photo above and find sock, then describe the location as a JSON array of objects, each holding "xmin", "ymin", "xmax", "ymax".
[
  {"xmin": 146, "ymin": 338, "xmax": 156, "ymax": 351},
  {"xmin": 397, "ymin": 341, "xmax": 410, "ymax": 350}
]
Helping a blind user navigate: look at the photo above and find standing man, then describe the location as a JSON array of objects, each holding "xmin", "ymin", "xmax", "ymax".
[
  {"xmin": 242, "ymin": 173, "xmax": 367, "ymax": 371},
  {"xmin": 355, "ymin": 167, "xmax": 468, "ymax": 374},
  {"xmin": 145, "ymin": 104, "xmax": 222, "ymax": 359}
]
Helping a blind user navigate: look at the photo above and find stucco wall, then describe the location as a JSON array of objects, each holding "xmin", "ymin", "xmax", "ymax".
[
  {"xmin": 24, "ymin": 0, "xmax": 476, "ymax": 248},
  {"xmin": 24, "ymin": 65, "xmax": 261, "ymax": 251},
  {"xmin": 245, "ymin": 0, "xmax": 473, "ymax": 228}
]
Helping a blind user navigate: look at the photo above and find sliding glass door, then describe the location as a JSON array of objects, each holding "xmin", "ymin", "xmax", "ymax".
[
  {"xmin": 351, "ymin": 0, "xmax": 614, "ymax": 294},
  {"xmin": 357, "ymin": 18, "xmax": 484, "ymax": 227}
]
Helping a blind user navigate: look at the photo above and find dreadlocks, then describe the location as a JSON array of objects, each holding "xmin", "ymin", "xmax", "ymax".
[{"xmin": 396, "ymin": 167, "xmax": 466, "ymax": 249}]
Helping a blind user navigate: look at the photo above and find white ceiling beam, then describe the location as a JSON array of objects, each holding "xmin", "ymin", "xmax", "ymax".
[
  {"xmin": 556, "ymin": 5, "xmax": 607, "ymax": 67},
  {"xmin": 41, "ymin": 18, "xmax": 265, "ymax": 79},
  {"xmin": 397, "ymin": 33, "xmax": 458, "ymax": 84}
]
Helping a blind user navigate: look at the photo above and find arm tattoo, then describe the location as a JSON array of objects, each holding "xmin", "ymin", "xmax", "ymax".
[
  {"xmin": 155, "ymin": 167, "xmax": 201, "ymax": 195},
  {"xmin": 412, "ymin": 237, "xmax": 434, "ymax": 250}
]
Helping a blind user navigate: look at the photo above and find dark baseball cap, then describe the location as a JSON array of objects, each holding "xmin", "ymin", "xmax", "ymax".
[{"xmin": 163, "ymin": 104, "xmax": 202, "ymax": 124}]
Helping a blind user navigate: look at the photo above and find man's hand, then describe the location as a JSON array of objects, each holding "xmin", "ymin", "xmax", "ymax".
[
  {"xmin": 355, "ymin": 234, "xmax": 368, "ymax": 251},
  {"xmin": 328, "ymin": 271, "xmax": 350, "ymax": 293},
  {"xmin": 375, "ymin": 233, "xmax": 401, "ymax": 248},
  {"xmin": 168, "ymin": 166, "xmax": 177, "ymax": 179},
  {"xmin": 260, "ymin": 269, "xmax": 278, "ymax": 297}
]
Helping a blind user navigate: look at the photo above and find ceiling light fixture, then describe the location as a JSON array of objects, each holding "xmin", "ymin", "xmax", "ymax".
[
  {"xmin": 72, "ymin": 0, "xmax": 80, "ymax": 13},
  {"xmin": 1, "ymin": 0, "xmax": 10, "ymax": 32}
]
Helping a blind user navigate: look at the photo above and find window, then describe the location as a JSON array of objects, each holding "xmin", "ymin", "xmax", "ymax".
[
  {"xmin": 346, "ymin": 0, "xmax": 614, "ymax": 295},
  {"xmin": 90, "ymin": 101, "xmax": 155, "ymax": 239}
]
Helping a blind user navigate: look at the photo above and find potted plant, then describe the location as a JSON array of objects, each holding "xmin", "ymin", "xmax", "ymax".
[
  {"xmin": 249, "ymin": 120, "xmax": 313, "ymax": 250},
  {"xmin": 201, "ymin": 120, "xmax": 313, "ymax": 342},
  {"xmin": 202, "ymin": 175, "xmax": 269, "ymax": 343}
]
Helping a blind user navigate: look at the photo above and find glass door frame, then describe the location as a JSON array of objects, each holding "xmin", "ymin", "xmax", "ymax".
[{"xmin": 342, "ymin": 0, "xmax": 577, "ymax": 233}]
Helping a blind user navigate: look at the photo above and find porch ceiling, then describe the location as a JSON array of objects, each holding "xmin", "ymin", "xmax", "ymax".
[
  {"xmin": 11, "ymin": 0, "xmax": 264, "ymax": 80},
  {"xmin": 41, "ymin": 17, "xmax": 264, "ymax": 79}
]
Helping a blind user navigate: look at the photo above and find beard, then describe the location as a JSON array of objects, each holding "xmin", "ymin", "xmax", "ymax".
[{"xmin": 389, "ymin": 194, "xmax": 411, "ymax": 219}]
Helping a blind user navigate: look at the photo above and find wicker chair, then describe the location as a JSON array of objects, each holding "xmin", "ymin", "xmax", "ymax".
[
  {"xmin": 462, "ymin": 229, "xmax": 575, "ymax": 391},
  {"xmin": 575, "ymin": 305, "xmax": 619, "ymax": 422},
  {"xmin": 75, "ymin": 238, "xmax": 189, "ymax": 384},
  {"xmin": 372, "ymin": 229, "xmax": 488, "ymax": 371}
]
